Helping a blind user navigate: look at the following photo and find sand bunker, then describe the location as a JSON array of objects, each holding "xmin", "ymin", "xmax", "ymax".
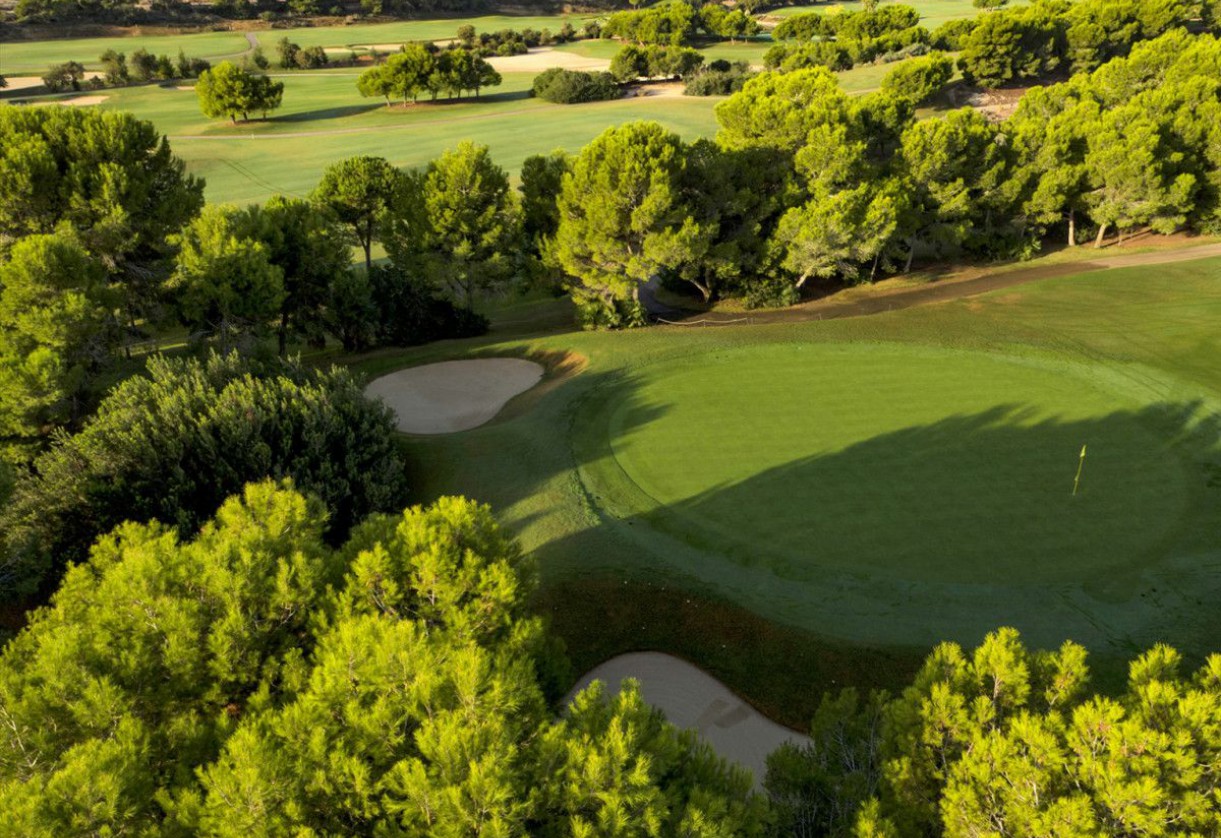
[
  {"xmin": 623, "ymin": 82, "xmax": 686, "ymax": 99},
  {"xmin": 487, "ymin": 47, "xmax": 611, "ymax": 73},
  {"xmin": 568, "ymin": 652, "xmax": 812, "ymax": 786},
  {"xmin": 366, "ymin": 357, "xmax": 543, "ymax": 434}
]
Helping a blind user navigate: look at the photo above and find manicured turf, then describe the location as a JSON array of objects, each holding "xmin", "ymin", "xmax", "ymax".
[
  {"xmin": 357, "ymin": 255, "xmax": 1221, "ymax": 722},
  {"xmin": 0, "ymin": 31, "xmax": 254, "ymax": 75},
  {"xmin": 65, "ymin": 73, "xmax": 719, "ymax": 204},
  {"xmin": 605, "ymin": 343, "xmax": 1187, "ymax": 585}
]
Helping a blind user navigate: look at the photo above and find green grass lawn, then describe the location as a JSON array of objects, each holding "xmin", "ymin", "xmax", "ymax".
[
  {"xmin": 0, "ymin": 13, "xmax": 600, "ymax": 75},
  {"xmin": 0, "ymin": 31, "xmax": 254, "ymax": 75},
  {"xmin": 352, "ymin": 255, "xmax": 1221, "ymax": 725},
  {"xmin": 61, "ymin": 72, "xmax": 720, "ymax": 204}
]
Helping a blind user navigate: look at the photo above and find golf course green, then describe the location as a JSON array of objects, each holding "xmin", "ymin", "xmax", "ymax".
[
  {"xmin": 364, "ymin": 253, "xmax": 1221, "ymax": 722},
  {"xmin": 601, "ymin": 343, "xmax": 1187, "ymax": 585}
]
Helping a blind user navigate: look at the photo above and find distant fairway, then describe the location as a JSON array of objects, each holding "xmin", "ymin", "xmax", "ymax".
[{"xmin": 604, "ymin": 343, "xmax": 1189, "ymax": 586}]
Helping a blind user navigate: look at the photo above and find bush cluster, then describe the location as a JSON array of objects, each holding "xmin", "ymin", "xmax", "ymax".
[
  {"xmin": 609, "ymin": 43, "xmax": 706, "ymax": 82},
  {"xmin": 532, "ymin": 67, "xmax": 621, "ymax": 103},
  {"xmin": 683, "ymin": 59, "xmax": 756, "ymax": 96},
  {"xmin": 44, "ymin": 49, "xmax": 210, "ymax": 92}
]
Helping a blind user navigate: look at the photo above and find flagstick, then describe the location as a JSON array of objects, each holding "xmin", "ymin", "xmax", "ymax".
[{"xmin": 1072, "ymin": 444, "xmax": 1087, "ymax": 497}]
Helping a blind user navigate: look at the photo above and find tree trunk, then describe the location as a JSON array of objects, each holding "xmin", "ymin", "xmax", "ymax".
[
  {"xmin": 1067, "ymin": 210, "xmax": 1076, "ymax": 247},
  {"xmin": 904, "ymin": 241, "xmax": 916, "ymax": 273},
  {"xmin": 1094, "ymin": 223, "xmax": 1108, "ymax": 248},
  {"xmin": 870, "ymin": 251, "xmax": 881, "ymax": 282},
  {"xmin": 278, "ymin": 308, "xmax": 290, "ymax": 357}
]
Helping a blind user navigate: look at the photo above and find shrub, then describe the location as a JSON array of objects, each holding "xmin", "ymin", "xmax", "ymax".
[
  {"xmin": 684, "ymin": 61, "xmax": 755, "ymax": 95},
  {"xmin": 532, "ymin": 67, "xmax": 621, "ymax": 103}
]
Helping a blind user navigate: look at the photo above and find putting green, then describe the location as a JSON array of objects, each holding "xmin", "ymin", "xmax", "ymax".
[{"xmin": 604, "ymin": 343, "xmax": 1190, "ymax": 587}]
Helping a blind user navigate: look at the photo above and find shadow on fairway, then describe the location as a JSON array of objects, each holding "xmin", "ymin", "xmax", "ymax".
[
  {"xmin": 543, "ymin": 397, "xmax": 1221, "ymax": 662},
  {"xmin": 639, "ymin": 401, "xmax": 1219, "ymax": 586},
  {"xmin": 277, "ymin": 103, "xmax": 384, "ymax": 123},
  {"xmin": 405, "ymin": 367, "xmax": 671, "ymax": 514}
]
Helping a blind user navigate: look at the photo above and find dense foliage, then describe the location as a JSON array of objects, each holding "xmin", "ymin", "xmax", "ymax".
[
  {"xmin": 356, "ymin": 44, "xmax": 501, "ymax": 106},
  {"xmin": 609, "ymin": 43, "xmax": 706, "ymax": 82},
  {"xmin": 0, "ymin": 107, "xmax": 203, "ymax": 434},
  {"xmin": 0, "ymin": 483, "xmax": 765, "ymax": 835},
  {"xmin": 195, "ymin": 61, "xmax": 285, "ymax": 123},
  {"xmin": 531, "ymin": 67, "xmax": 620, "ymax": 103},
  {"xmin": 958, "ymin": 0, "xmax": 1198, "ymax": 87},
  {"xmin": 768, "ymin": 628, "xmax": 1221, "ymax": 836},
  {"xmin": 0, "ymin": 353, "xmax": 408, "ymax": 600}
]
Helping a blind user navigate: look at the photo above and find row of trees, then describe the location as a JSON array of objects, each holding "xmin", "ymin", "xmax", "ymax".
[
  {"xmin": 356, "ymin": 44, "xmax": 502, "ymax": 105},
  {"xmin": 544, "ymin": 27, "xmax": 1221, "ymax": 322},
  {"xmin": 455, "ymin": 21, "xmax": 586, "ymax": 56},
  {"xmin": 601, "ymin": 0, "xmax": 760, "ymax": 46},
  {"xmin": 609, "ymin": 43, "xmax": 707, "ymax": 82}
]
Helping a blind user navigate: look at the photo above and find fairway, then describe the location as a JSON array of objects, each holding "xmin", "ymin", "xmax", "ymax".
[{"xmin": 603, "ymin": 343, "xmax": 1186, "ymax": 585}]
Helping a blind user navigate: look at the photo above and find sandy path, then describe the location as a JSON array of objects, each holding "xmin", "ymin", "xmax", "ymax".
[
  {"xmin": 366, "ymin": 357, "xmax": 543, "ymax": 434},
  {"xmin": 568, "ymin": 652, "xmax": 812, "ymax": 787},
  {"xmin": 487, "ymin": 47, "xmax": 610, "ymax": 73}
]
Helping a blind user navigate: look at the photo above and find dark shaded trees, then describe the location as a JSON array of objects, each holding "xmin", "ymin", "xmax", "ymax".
[{"xmin": 0, "ymin": 353, "xmax": 408, "ymax": 599}]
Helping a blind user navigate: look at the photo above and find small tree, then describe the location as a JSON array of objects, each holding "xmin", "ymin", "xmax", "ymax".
[
  {"xmin": 312, "ymin": 156, "xmax": 409, "ymax": 275},
  {"xmin": 166, "ymin": 205, "xmax": 286, "ymax": 350},
  {"xmin": 129, "ymin": 48, "xmax": 159, "ymax": 82},
  {"xmin": 0, "ymin": 231, "xmax": 114, "ymax": 437},
  {"xmin": 99, "ymin": 49, "xmax": 128, "ymax": 86},
  {"xmin": 41, "ymin": 61, "xmax": 86, "ymax": 92},
  {"xmin": 196, "ymin": 61, "xmax": 285, "ymax": 123},
  {"xmin": 277, "ymin": 37, "xmax": 302, "ymax": 69},
  {"xmin": 553, "ymin": 121, "xmax": 703, "ymax": 327},
  {"xmin": 390, "ymin": 141, "xmax": 522, "ymax": 308}
]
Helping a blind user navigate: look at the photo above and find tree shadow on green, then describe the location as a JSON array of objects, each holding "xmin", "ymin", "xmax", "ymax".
[
  {"xmin": 645, "ymin": 401, "xmax": 1217, "ymax": 588},
  {"xmin": 541, "ymin": 397, "xmax": 1221, "ymax": 678}
]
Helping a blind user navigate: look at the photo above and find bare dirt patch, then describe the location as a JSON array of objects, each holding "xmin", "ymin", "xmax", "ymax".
[
  {"xmin": 366, "ymin": 357, "xmax": 544, "ymax": 434},
  {"xmin": 568, "ymin": 652, "xmax": 812, "ymax": 786}
]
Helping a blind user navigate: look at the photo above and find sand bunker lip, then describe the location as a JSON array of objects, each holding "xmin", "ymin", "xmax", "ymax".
[
  {"xmin": 568, "ymin": 652, "xmax": 812, "ymax": 786},
  {"xmin": 366, "ymin": 357, "xmax": 544, "ymax": 434}
]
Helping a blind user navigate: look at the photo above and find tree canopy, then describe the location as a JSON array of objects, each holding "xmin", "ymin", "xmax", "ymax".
[
  {"xmin": 0, "ymin": 352, "xmax": 408, "ymax": 600},
  {"xmin": 0, "ymin": 482, "xmax": 766, "ymax": 835},
  {"xmin": 195, "ymin": 61, "xmax": 285, "ymax": 123}
]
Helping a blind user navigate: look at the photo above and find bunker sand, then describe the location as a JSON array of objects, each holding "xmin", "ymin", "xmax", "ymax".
[
  {"xmin": 569, "ymin": 652, "xmax": 812, "ymax": 786},
  {"xmin": 366, "ymin": 357, "xmax": 543, "ymax": 434}
]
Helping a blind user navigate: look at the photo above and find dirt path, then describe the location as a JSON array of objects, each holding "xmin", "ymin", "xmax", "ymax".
[
  {"xmin": 568, "ymin": 652, "xmax": 811, "ymax": 787},
  {"xmin": 660, "ymin": 242, "xmax": 1221, "ymax": 326}
]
